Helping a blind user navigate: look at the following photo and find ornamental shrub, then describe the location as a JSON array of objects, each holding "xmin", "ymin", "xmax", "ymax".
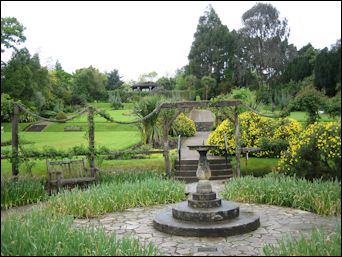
[
  {"xmin": 1, "ymin": 93, "xmax": 13, "ymax": 122},
  {"xmin": 108, "ymin": 91, "xmax": 124, "ymax": 110},
  {"xmin": 207, "ymin": 112, "xmax": 302, "ymax": 158},
  {"xmin": 277, "ymin": 122, "xmax": 341, "ymax": 180},
  {"xmin": 40, "ymin": 110, "xmax": 56, "ymax": 118},
  {"xmin": 55, "ymin": 111, "xmax": 67, "ymax": 120},
  {"xmin": 170, "ymin": 113, "xmax": 196, "ymax": 137}
]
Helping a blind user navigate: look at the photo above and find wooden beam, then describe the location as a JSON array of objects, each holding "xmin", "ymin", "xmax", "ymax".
[
  {"xmin": 11, "ymin": 102, "xmax": 19, "ymax": 177},
  {"xmin": 161, "ymin": 100, "xmax": 241, "ymax": 109}
]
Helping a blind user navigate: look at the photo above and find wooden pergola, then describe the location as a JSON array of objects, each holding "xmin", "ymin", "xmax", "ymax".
[{"xmin": 10, "ymin": 100, "xmax": 243, "ymax": 178}]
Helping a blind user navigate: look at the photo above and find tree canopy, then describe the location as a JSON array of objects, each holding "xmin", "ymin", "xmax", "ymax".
[{"xmin": 1, "ymin": 16, "xmax": 26, "ymax": 53}]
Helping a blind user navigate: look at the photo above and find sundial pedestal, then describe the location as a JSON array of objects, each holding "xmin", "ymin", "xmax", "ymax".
[{"xmin": 187, "ymin": 145, "xmax": 218, "ymax": 194}]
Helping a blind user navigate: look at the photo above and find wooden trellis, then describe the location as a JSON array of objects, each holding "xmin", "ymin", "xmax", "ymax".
[
  {"xmin": 159, "ymin": 100, "xmax": 242, "ymax": 177},
  {"xmin": 9, "ymin": 100, "xmax": 243, "ymax": 178}
]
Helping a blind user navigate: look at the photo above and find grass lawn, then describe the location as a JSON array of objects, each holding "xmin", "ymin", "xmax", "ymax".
[
  {"xmin": 231, "ymin": 157, "xmax": 278, "ymax": 177},
  {"xmin": 1, "ymin": 103, "xmax": 141, "ymax": 152},
  {"xmin": 1, "ymin": 131, "xmax": 140, "ymax": 151},
  {"xmin": 288, "ymin": 111, "xmax": 339, "ymax": 122}
]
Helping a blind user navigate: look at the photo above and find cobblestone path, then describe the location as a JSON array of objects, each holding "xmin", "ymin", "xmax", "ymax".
[{"xmin": 73, "ymin": 180, "xmax": 340, "ymax": 256}]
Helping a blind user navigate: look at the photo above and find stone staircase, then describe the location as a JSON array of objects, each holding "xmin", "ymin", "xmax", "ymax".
[
  {"xmin": 174, "ymin": 158, "xmax": 233, "ymax": 183},
  {"xmin": 194, "ymin": 122, "xmax": 214, "ymax": 132}
]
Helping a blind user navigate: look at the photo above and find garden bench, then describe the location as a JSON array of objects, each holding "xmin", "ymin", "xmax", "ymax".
[{"xmin": 46, "ymin": 159, "xmax": 96, "ymax": 195}]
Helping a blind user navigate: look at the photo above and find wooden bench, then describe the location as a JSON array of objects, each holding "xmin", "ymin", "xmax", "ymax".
[{"xmin": 46, "ymin": 159, "xmax": 96, "ymax": 195}]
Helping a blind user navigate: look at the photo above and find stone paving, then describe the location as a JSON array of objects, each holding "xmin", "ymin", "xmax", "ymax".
[{"xmin": 73, "ymin": 180, "xmax": 340, "ymax": 256}]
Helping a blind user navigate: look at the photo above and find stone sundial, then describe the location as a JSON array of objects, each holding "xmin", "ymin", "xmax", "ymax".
[{"xmin": 153, "ymin": 144, "xmax": 260, "ymax": 237}]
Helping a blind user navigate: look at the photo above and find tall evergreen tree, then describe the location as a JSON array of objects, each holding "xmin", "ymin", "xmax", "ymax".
[
  {"xmin": 106, "ymin": 69, "xmax": 124, "ymax": 90},
  {"xmin": 281, "ymin": 44, "xmax": 318, "ymax": 83},
  {"xmin": 314, "ymin": 40, "xmax": 341, "ymax": 96},
  {"xmin": 188, "ymin": 5, "xmax": 232, "ymax": 83},
  {"xmin": 1, "ymin": 48, "xmax": 50, "ymax": 104},
  {"xmin": 239, "ymin": 3, "xmax": 296, "ymax": 86}
]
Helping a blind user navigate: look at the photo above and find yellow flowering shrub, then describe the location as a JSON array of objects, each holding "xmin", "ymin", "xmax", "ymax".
[
  {"xmin": 277, "ymin": 122, "xmax": 341, "ymax": 179},
  {"xmin": 259, "ymin": 118, "xmax": 303, "ymax": 158},
  {"xmin": 207, "ymin": 112, "xmax": 302, "ymax": 158},
  {"xmin": 170, "ymin": 113, "xmax": 196, "ymax": 137}
]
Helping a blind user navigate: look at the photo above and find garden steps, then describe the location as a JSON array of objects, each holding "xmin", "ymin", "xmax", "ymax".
[
  {"xmin": 174, "ymin": 174, "xmax": 233, "ymax": 183},
  {"xmin": 174, "ymin": 158, "xmax": 233, "ymax": 183},
  {"xmin": 174, "ymin": 110, "xmax": 233, "ymax": 183}
]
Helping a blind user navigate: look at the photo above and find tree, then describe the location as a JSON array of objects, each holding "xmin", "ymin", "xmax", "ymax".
[
  {"xmin": 188, "ymin": 4, "xmax": 232, "ymax": 83},
  {"xmin": 1, "ymin": 48, "xmax": 50, "ymax": 104},
  {"xmin": 239, "ymin": 3, "xmax": 295, "ymax": 85},
  {"xmin": 48, "ymin": 64, "xmax": 73, "ymax": 107},
  {"xmin": 200, "ymin": 76, "xmax": 216, "ymax": 100},
  {"xmin": 71, "ymin": 66, "xmax": 107, "ymax": 103},
  {"xmin": 291, "ymin": 84, "xmax": 327, "ymax": 125},
  {"xmin": 55, "ymin": 60, "xmax": 63, "ymax": 71},
  {"xmin": 314, "ymin": 40, "xmax": 341, "ymax": 96},
  {"xmin": 156, "ymin": 76, "xmax": 175, "ymax": 90},
  {"xmin": 1, "ymin": 17, "xmax": 26, "ymax": 53},
  {"xmin": 133, "ymin": 95, "xmax": 160, "ymax": 146},
  {"xmin": 281, "ymin": 44, "xmax": 318, "ymax": 83},
  {"xmin": 138, "ymin": 71, "xmax": 158, "ymax": 83},
  {"xmin": 106, "ymin": 69, "xmax": 124, "ymax": 90}
]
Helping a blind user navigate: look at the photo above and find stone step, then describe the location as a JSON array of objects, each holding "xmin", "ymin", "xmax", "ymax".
[
  {"xmin": 153, "ymin": 207, "xmax": 260, "ymax": 237},
  {"xmin": 172, "ymin": 201, "xmax": 239, "ymax": 222},
  {"xmin": 192, "ymin": 192, "xmax": 217, "ymax": 201},
  {"xmin": 174, "ymin": 175, "xmax": 233, "ymax": 183},
  {"xmin": 175, "ymin": 164, "xmax": 232, "ymax": 170},
  {"xmin": 195, "ymin": 122, "xmax": 214, "ymax": 132},
  {"xmin": 174, "ymin": 170, "xmax": 232, "ymax": 177},
  {"xmin": 175, "ymin": 159, "xmax": 229, "ymax": 165},
  {"xmin": 188, "ymin": 198, "xmax": 222, "ymax": 208}
]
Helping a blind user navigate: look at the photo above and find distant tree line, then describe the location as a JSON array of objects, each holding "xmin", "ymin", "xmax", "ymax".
[{"xmin": 1, "ymin": 2, "xmax": 340, "ymax": 122}]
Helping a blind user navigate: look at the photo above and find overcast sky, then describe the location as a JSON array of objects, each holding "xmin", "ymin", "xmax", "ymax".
[{"xmin": 1, "ymin": 1, "xmax": 341, "ymax": 82}]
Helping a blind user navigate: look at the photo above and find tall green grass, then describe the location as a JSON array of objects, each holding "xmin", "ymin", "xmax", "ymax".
[
  {"xmin": 263, "ymin": 222, "xmax": 341, "ymax": 256},
  {"xmin": 96, "ymin": 169, "xmax": 162, "ymax": 184},
  {"xmin": 46, "ymin": 176, "xmax": 186, "ymax": 218},
  {"xmin": 223, "ymin": 173, "xmax": 341, "ymax": 216},
  {"xmin": 1, "ymin": 176, "xmax": 48, "ymax": 209},
  {"xmin": 1, "ymin": 209, "xmax": 159, "ymax": 256},
  {"xmin": 1, "ymin": 155, "xmax": 165, "ymax": 178}
]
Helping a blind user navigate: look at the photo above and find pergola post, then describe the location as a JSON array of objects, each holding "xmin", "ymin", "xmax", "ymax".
[
  {"xmin": 11, "ymin": 102, "xmax": 19, "ymax": 178},
  {"xmin": 88, "ymin": 106, "xmax": 95, "ymax": 175},
  {"xmin": 163, "ymin": 126, "xmax": 171, "ymax": 177},
  {"xmin": 234, "ymin": 107, "xmax": 241, "ymax": 177}
]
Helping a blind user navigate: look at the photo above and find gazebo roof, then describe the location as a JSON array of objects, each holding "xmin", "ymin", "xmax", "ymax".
[{"xmin": 131, "ymin": 82, "xmax": 159, "ymax": 89}]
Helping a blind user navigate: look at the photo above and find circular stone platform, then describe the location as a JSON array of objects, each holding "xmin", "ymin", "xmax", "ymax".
[
  {"xmin": 154, "ymin": 204, "xmax": 260, "ymax": 237},
  {"xmin": 153, "ymin": 191, "xmax": 260, "ymax": 237}
]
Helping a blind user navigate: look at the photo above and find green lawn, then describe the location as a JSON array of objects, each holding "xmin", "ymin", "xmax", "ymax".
[
  {"xmin": 231, "ymin": 157, "xmax": 278, "ymax": 177},
  {"xmin": 1, "ymin": 104, "xmax": 140, "ymax": 149},
  {"xmin": 288, "ymin": 111, "xmax": 339, "ymax": 122},
  {"xmin": 1, "ymin": 131, "xmax": 140, "ymax": 151}
]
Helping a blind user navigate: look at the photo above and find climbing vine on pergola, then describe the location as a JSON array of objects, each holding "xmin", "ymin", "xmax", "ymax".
[{"xmin": 9, "ymin": 99, "xmax": 258, "ymax": 178}]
